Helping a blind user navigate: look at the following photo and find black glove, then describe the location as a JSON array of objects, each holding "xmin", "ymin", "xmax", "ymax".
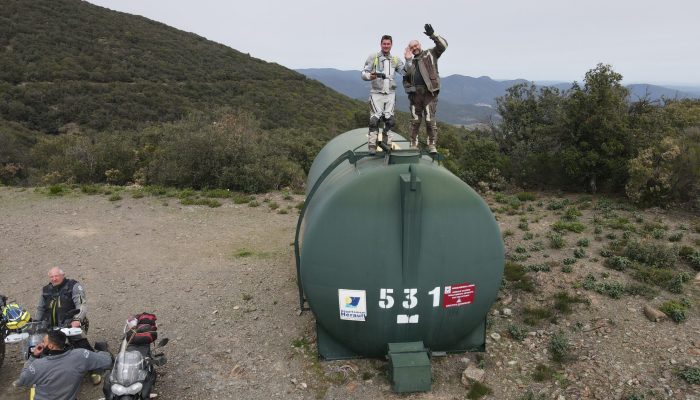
[
  {"xmin": 375, "ymin": 72, "xmax": 386, "ymax": 79},
  {"xmin": 424, "ymin": 24, "xmax": 434, "ymax": 37}
]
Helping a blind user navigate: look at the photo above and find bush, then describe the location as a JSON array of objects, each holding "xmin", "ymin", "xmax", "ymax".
[
  {"xmin": 563, "ymin": 206, "xmax": 582, "ymax": 221},
  {"xmin": 507, "ymin": 324, "xmax": 527, "ymax": 341},
  {"xmin": 552, "ymin": 220, "xmax": 586, "ymax": 233},
  {"xmin": 678, "ymin": 366, "xmax": 700, "ymax": 384},
  {"xmin": 624, "ymin": 240, "xmax": 678, "ymax": 268},
  {"xmin": 549, "ymin": 331, "xmax": 571, "ymax": 362},
  {"xmin": 605, "ymin": 255, "xmax": 632, "ymax": 271},
  {"xmin": 546, "ymin": 198, "xmax": 569, "ymax": 210},
  {"xmin": 548, "ymin": 231, "xmax": 565, "ymax": 249},
  {"xmin": 659, "ymin": 300, "xmax": 688, "ymax": 323},
  {"xmin": 577, "ymin": 238, "xmax": 589, "ymax": 247},
  {"xmin": 668, "ymin": 232, "xmax": 683, "ymax": 242},
  {"xmin": 532, "ymin": 363, "xmax": 555, "ymax": 382},
  {"xmin": 516, "ymin": 192, "xmax": 537, "ymax": 201},
  {"xmin": 573, "ymin": 248, "xmax": 586, "ymax": 258}
]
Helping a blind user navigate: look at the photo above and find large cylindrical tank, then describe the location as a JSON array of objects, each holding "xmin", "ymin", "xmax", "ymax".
[{"xmin": 295, "ymin": 128, "xmax": 504, "ymax": 359}]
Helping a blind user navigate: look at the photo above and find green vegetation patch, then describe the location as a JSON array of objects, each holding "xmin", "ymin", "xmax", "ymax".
[
  {"xmin": 678, "ymin": 366, "xmax": 700, "ymax": 384},
  {"xmin": 532, "ymin": 363, "xmax": 555, "ymax": 382},
  {"xmin": 553, "ymin": 291, "xmax": 589, "ymax": 314},
  {"xmin": 466, "ymin": 381, "xmax": 493, "ymax": 399},
  {"xmin": 180, "ymin": 197, "xmax": 221, "ymax": 207},
  {"xmin": 516, "ymin": 192, "xmax": 537, "ymax": 201},
  {"xmin": 549, "ymin": 331, "xmax": 572, "ymax": 362},
  {"xmin": 552, "ymin": 220, "xmax": 586, "ymax": 233},
  {"xmin": 504, "ymin": 262, "xmax": 535, "ymax": 292},
  {"xmin": 659, "ymin": 299, "xmax": 690, "ymax": 323},
  {"xmin": 523, "ymin": 307, "xmax": 553, "ymax": 326},
  {"xmin": 507, "ymin": 324, "xmax": 527, "ymax": 341}
]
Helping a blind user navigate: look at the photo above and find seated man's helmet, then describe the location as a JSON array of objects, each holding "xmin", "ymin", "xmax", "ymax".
[{"xmin": 3, "ymin": 303, "xmax": 31, "ymax": 330}]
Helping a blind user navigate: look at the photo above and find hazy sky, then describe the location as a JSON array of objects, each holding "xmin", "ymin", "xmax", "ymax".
[{"xmin": 86, "ymin": 0, "xmax": 699, "ymax": 85}]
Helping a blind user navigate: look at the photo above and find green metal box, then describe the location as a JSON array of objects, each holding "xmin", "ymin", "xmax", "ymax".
[{"xmin": 388, "ymin": 341, "xmax": 431, "ymax": 393}]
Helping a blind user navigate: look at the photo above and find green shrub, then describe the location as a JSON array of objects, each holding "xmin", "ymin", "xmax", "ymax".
[
  {"xmin": 563, "ymin": 206, "xmax": 582, "ymax": 221},
  {"xmin": 573, "ymin": 248, "xmax": 586, "ymax": 258},
  {"xmin": 507, "ymin": 324, "xmax": 527, "ymax": 341},
  {"xmin": 549, "ymin": 332, "xmax": 571, "ymax": 362},
  {"xmin": 562, "ymin": 265, "xmax": 573, "ymax": 273},
  {"xmin": 515, "ymin": 246, "xmax": 528, "ymax": 254},
  {"xmin": 685, "ymin": 250, "xmax": 700, "ymax": 271},
  {"xmin": 466, "ymin": 381, "xmax": 492, "ymax": 399},
  {"xmin": 80, "ymin": 184, "xmax": 100, "ymax": 194},
  {"xmin": 594, "ymin": 225, "xmax": 602, "ymax": 234},
  {"xmin": 668, "ymin": 232, "xmax": 683, "ymax": 242},
  {"xmin": 552, "ymin": 220, "xmax": 586, "ymax": 233},
  {"xmin": 527, "ymin": 263, "xmax": 551, "ymax": 272},
  {"xmin": 659, "ymin": 300, "xmax": 688, "ymax": 323},
  {"xmin": 268, "ymin": 201, "xmax": 279, "ymax": 210},
  {"xmin": 548, "ymin": 232, "xmax": 565, "ymax": 249},
  {"xmin": 562, "ymin": 257, "xmax": 576, "ymax": 265},
  {"xmin": 582, "ymin": 274, "xmax": 597, "ymax": 290},
  {"xmin": 131, "ymin": 191, "xmax": 145, "ymax": 199},
  {"xmin": 605, "ymin": 255, "xmax": 632, "ymax": 271},
  {"xmin": 180, "ymin": 197, "xmax": 221, "ymax": 207},
  {"xmin": 546, "ymin": 199, "xmax": 569, "ymax": 210},
  {"xmin": 510, "ymin": 253, "xmax": 529, "ymax": 262},
  {"xmin": 518, "ymin": 221, "xmax": 529, "ymax": 231},
  {"xmin": 523, "ymin": 307, "xmax": 553, "ymax": 325},
  {"xmin": 523, "ymin": 232, "xmax": 534, "ymax": 240},
  {"xmin": 232, "ymin": 193, "xmax": 254, "ymax": 204},
  {"xmin": 595, "ymin": 281, "xmax": 625, "ymax": 299},
  {"xmin": 624, "ymin": 283, "xmax": 658, "ymax": 299},
  {"xmin": 625, "ymin": 240, "xmax": 678, "ymax": 268},
  {"xmin": 678, "ymin": 366, "xmax": 700, "ymax": 384},
  {"xmin": 48, "ymin": 184, "xmax": 65, "ymax": 195},
  {"xmin": 516, "ymin": 192, "xmax": 537, "ymax": 201},
  {"xmin": 577, "ymin": 238, "xmax": 589, "ymax": 247},
  {"xmin": 529, "ymin": 241, "xmax": 544, "ymax": 251},
  {"xmin": 248, "ymin": 200, "xmax": 260, "ymax": 207},
  {"xmin": 532, "ymin": 363, "xmax": 555, "ymax": 382},
  {"xmin": 553, "ymin": 292, "xmax": 588, "ymax": 314},
  {"xmin": 651, "ymin": 228, "xmax": 665, "ymax": 239},
  {"xmin": 108, "ymin": 194, "xmax": 122, "ymax": 201}
]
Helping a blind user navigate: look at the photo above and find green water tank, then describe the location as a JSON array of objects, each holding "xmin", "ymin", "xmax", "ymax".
[{"xmin": 295, "ymin": 128, "xmax": 504, "ymax": 359}]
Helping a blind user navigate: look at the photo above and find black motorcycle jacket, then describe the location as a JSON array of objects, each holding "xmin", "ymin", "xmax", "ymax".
[{"xmin": 37, "ymin": 279, "xmax": 87, "ymax": 327}]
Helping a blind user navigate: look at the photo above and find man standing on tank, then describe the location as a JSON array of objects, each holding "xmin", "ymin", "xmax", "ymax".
[
  {"xmin": 362, "ymin": 34, "xmax": 405, "ymax": 155},
  {"xmin": 403, "ymin": 24, "xmax": 448, "ymax": 154}
]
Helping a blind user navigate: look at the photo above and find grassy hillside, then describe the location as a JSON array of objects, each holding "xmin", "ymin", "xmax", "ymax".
[{"xmin": 0, "ymin": 0, "xmax": 365, "ymax": 134}]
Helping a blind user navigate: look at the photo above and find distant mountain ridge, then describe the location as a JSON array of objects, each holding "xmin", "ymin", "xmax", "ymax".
[{"xmin": 296, "ymin": 68, "xmax": 700, "ymax": 126}]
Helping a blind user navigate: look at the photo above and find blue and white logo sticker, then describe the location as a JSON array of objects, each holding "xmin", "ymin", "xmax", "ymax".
[{"xmin": 338, "ymin": 289, "xmax": 367, "ymax": 321}]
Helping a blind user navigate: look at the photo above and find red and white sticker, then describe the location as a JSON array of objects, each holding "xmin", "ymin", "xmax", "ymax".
[{"xmin": 443, "ymin": 283, "xmax": 476, "ymax": 308}]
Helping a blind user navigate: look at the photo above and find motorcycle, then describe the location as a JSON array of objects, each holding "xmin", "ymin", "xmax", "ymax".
[
  {"xmin": 3, "ymin": 308, "xmax": 83, "ymax": 361},
  {"xmin": 0, "ymin": 294, "xmax": 7, "ymax": 369},
  {"xmin": 103, "ymin": 316, "xmax": 168, "ymax": 400}
]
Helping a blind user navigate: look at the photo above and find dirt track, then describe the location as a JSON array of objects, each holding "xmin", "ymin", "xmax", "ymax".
[{"xmin": 1, "ymin": 186, "xmax": 699, "ymax": 399}]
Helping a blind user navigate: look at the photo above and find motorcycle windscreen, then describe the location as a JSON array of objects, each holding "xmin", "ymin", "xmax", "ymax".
[{"xmin": 110, "ymin": 350, "xmax": 148, "ymax": 385}]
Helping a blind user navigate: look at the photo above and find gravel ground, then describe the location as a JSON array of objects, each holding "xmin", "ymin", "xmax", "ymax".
[{"xmin": 0, "ymin": 186, "xmax": 698, "ymax": 399}]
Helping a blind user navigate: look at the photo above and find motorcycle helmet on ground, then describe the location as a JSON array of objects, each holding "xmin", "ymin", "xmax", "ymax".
[{"xmin": 3, "ymin": 303, "xmax": 30, "ymax": 330}]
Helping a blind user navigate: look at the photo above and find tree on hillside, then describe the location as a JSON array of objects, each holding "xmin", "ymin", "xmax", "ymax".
[
  {"xmin": 495, "ymin": 82, "xmax": 564, "ymax": 186},
  {"xmin": 560, "ymin": 63, "xmax": 631, "ymax": 193}
]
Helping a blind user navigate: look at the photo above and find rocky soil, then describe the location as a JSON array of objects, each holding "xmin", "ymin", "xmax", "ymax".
[{"xmin": 0, "ymin": 186, "xmax": 698, "ymax": 399}]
